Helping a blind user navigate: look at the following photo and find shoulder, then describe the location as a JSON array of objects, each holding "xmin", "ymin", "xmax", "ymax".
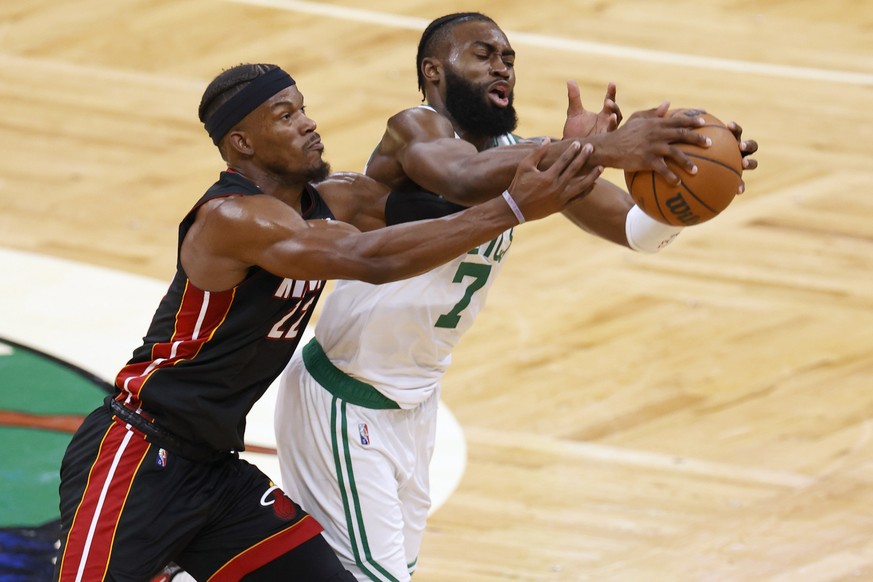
[
  {"xmin": 386, "ymin": 106, "xmax": 455, "ymax": 143},
  {"xmin": 193, "ymin": 194, "xmax": 297, "ymax": 234},
  {"xmin": 180, "ymin": 193, "xmax": 301, "ymax": 285}
]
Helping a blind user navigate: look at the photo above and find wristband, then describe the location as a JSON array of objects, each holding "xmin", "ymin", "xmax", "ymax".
[
  {"xmin": 625, "ymin": 205, "xmax": 684, "ymax": 254},
  {"xmin": 501, "ymin": 190, "xmax": 526, "ymax": 224}
]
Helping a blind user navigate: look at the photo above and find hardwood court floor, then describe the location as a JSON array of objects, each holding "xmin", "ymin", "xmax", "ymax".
[{"xmin": 2, "ymin": 1, "xmax": 872, "ymax": 580}]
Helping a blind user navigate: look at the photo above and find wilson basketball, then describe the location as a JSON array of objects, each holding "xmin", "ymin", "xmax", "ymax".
[{"xmin": 624, "ymin": 109, "xmax": 743, "ymax": 226}]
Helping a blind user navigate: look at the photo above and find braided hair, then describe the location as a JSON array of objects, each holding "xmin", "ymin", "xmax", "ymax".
[
  {"xmin": 416, "ymin": 12, "xmax": 495, "ymax": 99},
  {"xmin": 198, "ymin": 63, "xmax": 278, "ymax": 126}
]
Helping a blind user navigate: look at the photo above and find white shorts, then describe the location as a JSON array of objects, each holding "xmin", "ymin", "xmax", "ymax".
[{"xmin": 275, "ymin": 345, "xmax": 439, "ymax": 582}]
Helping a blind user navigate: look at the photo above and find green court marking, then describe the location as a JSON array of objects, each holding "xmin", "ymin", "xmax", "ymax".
[{"xmin": 0, "ymin": 339, "xmax": 111, "ymax": 527}]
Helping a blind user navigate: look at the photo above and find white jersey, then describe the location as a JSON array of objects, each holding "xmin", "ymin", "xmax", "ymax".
[
  {"xmin": 277, "ymin": 117, "xmax": 523, "ymax": 580},
  {"xmin": 314, "ymin": 127, "xmax": 520, "ymax": 408}
]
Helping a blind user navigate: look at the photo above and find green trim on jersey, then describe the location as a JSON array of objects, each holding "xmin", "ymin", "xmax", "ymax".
[{"xmin": 303, "ymin": 339, "xmax": 400, "ymax": 409}]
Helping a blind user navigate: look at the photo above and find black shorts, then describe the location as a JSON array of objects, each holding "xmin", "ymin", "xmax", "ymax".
[{"xmin": 54, "ymin": 403, "xmax": 349, "ymax": 581}]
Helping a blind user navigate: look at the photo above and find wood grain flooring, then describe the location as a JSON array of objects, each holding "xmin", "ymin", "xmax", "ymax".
[{"xmin": 2, "ymin": 1, "xmax": 872, "ymax": 579}]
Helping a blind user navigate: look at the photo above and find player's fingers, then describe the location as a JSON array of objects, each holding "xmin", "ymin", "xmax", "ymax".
[
  {"xmin": 602, "ymin": 84, "xmax": 617, "ymax": 116},
  {"xmin": 520, "ymin": 137, "xmax": 552, "ymax": 171},
  {"xmin": 668, "ymin": 143, "xmax": 701, "ymax": 176},
  {"xmin": 742, "ymin": 157, "xmax": 758, "ymax": 170},
  {"xmin": 668, "ymin": 125, "xmax": 710, "ymax": 148},
  {"xmin": 546, "ymin": 140, "xmax": 584, "ymax": 177},
  {"xmin": 566, "ymin": 167, "xmax": 604, "ymax": 204},
  {"xmin": 571, "ymin": 162, "xmax": 603, "ymax": 190},
  {"xmin": 666, "ymin": 112, "xmax": 707, "ymax": 130},
  {"xmin": 566, "ymin": 80, "xmax": 583, "ymax": 116},
  {"xmin": 740, "ymin": 138, "xmax": 758, "ymax": 156},
  {"xmin": 558, "ymin": 142, "xmax": 594, "ymax": 180},
  {"xmin": 727, "ymin": 120, "xmax": 744, "ymax": 141},
  {"xmin": 651, "ymin": 150, "xmax": 692, "ymax": 185},
  {"xmin": 611, "ymin": 99, "xmax": 623, "ymax": 126}
]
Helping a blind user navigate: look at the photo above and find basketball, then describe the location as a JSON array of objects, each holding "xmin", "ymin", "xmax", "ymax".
[{"xmin": 624, "ymin": 109, "xmax": 743, "ymax": 226}]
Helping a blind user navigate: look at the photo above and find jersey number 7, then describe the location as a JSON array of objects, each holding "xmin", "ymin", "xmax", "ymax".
[{"xmin": 434, "ymin": 262, "xmax": 492, "ymax": 329}]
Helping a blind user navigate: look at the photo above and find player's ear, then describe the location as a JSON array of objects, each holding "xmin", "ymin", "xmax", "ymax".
[
  {"xmin": 421, "ymin": 57, "xmax": 442, "ymax": 85},
  {"xmin": 227, "ymin": 130, "xmax": 254, "ymax": 156}
]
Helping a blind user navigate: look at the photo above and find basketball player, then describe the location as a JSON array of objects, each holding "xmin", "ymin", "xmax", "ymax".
[
  {"xmin": 52, "ymin": 63, "xmax": 606, "ymax": 582},
  {"xmin": 274, "ymin": 12, "xmax": 759, "ymax": 582}
]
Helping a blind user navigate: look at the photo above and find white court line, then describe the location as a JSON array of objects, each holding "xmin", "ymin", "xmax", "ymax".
[
  {"xmin": 226, "ymin": 0, "xmax": 873, "ymax": 87},
  {"xmin": 467, "ymin": 426, "xmax": 815, "ymax": 489},
  {"xmin": 0, "ymin": 54, "xmax": 205, "ymax": 90},
  {"xmin": 0, "ymin": 247, "xmax": 466, "ymax": 513}
]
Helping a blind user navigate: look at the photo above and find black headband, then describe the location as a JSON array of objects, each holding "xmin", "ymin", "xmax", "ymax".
[{"xmin": 204, "ymin": 67, "xmax": 297, "ymax": 145}]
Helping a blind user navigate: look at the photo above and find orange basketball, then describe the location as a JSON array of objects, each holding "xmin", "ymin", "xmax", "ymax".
[{"xmin": 624, "ymin": 109, "xmax": 743, "ymax": 226}]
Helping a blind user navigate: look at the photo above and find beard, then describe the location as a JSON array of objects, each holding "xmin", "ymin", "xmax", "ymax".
[
  {"xmin": 306, "ymin": 159, "xmax": 331, "ymax": 183},
  {"xmin": 443, "ymin": 68, "xmax": 518, "ymax": 138},
  {"xmin": 269, "ymin": 159, "xmax": 330, "ymax": 186}
]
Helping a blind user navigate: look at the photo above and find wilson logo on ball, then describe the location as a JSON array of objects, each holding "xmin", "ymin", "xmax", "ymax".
[{"xmin": 664, "ymin": 193, "xmax": 701, "ymax": 225}]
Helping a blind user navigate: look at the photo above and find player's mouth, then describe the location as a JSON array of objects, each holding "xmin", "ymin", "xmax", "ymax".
[
  {"xmin": 487, "ymin": 82, "xmax": 510, "ymax": 108},
  {"xmin": 306, "ymin": 135, "xmax": 324, "ymax": 152}
]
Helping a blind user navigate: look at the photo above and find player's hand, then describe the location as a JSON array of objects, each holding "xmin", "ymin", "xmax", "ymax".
[
  {"xmin": 597, "ymin": 101, "xmax": 711, "ymax": 185},
  {"xmin": 505, "ymin": 139, "xmax": 604, "ymax": 222},
  {"xmin": 727, "ymin": 120, "xmax": 758, "ymax": 194},
  {"xmin": 562, "ymin": 80, "xmax": 621, "ymax": 139}
]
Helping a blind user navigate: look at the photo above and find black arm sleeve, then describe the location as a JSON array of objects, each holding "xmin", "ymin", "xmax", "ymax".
[{"xmin": 384, "ymin": 190, "xmax": 467, "ymax": 226}]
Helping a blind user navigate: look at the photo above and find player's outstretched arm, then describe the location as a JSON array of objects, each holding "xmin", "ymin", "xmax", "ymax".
[
  {"xmin": 184, "ymin": 142, "xmax": 602, "ymax": 288},
  {"xmin": 370, "ymin": 102, "xmax": 713, "ymax": 206},
  {"xmin": 370, "ymin": 107, "xmax": 620, "ymax": 206}
]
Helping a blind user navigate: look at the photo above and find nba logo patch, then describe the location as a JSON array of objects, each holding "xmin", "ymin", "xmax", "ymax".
[
  {"xmin": 358, "ymin": 423, "xmax": 370, "ymax": 445},
  {"xmin": 156, "ymin": 448, "xmax": 168, "ymax": 468}
]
